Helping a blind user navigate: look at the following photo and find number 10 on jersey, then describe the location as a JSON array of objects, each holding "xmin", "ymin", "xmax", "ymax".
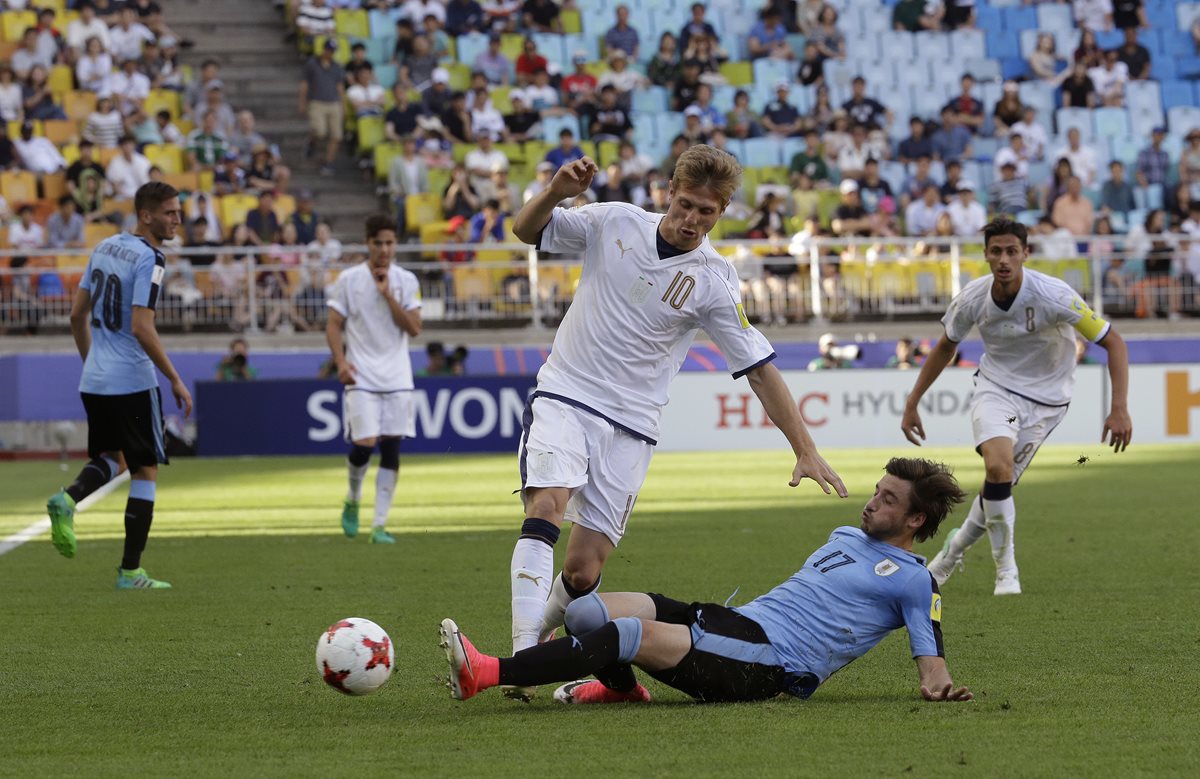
[{"xmin": 662, "ymin": 271, "xmax": 696, "ymax": 309}]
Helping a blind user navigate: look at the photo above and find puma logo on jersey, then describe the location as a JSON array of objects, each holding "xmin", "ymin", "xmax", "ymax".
[
  {"xmin": 615, "ymin": 238, "xmax": 633, "ymax": 259},
  {"xmin": 517, "ymin": 572, "xmax": 544, "ymax": 586}
]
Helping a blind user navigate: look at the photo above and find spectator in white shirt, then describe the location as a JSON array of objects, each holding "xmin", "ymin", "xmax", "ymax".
[
  {"xmin": 11, "ymin": 29, "xmax": 53, "ymax": 80},
  {"xmin": 346, "ymin": 63, "xmax": 386, "ymax": 117},
  {"xmin": 596, "ymin": 49, "xmax": 648, "ymax": 99},
  {"xmin": 111, "ymin": 57, "xmax": 151, "ymax": 116},
  {"xmin": 109, "ymin": 7, "xmax": 156, "ymax": 63},
  {"xmin": 1073, "ymin": 0, "xmax": 1113, "ymax": 33},
  {"xmin": 992, "ymin": 133, "xmax": 1030, "ymax": 180},
  {"xmin": 836, "ymin": 125, "xmax": 875, "ymax": 179},
  {"xmin": 464, "ymin": 132, "xmax": 509, "ymax": 193},
  {"xmin": 106, "ymin": 135, "xmax": 152, "ymax": 200},
  {"xmin": 297, "ymin": 0, "xmax": 336, "ymax": 42},
  {"xmin": 946, "ymin": 181, "xmax": 987, "ymax": 236},
  {"xmin": 1087, "ymin": 49, "xmax": 1128, "ymax": 107},
  {"xmin": 1010, "ymin": 106, "xmax": 1047, "ymax": 162},
  {"xmin": 14, "ymin": 121, "xmax": 66, "ymax": 173},
  {"xmin": 1055, "ymin": 127, "xmax": 1098, "ymax": 188},
  {"xmin": 8, "ymin": 204, "xmax": 46, "ymax": 250},
  {"xmin": 76, "ymin": 36, "xmax": 114, "ymax": 96},
  {"xmin": 403, "ymin": 0, "xmax": 447, "ymax": 25},
  {"xmin": 0, "ymin": 65, "xmax": 23, "ymax": 123},
  {"xmin": 67, "ymin": 1, "xmax": 111, "ymax": 59},
  {"xmin": 83, "ymin": 95, "xmax": 124, "ymax": 148},
  {"xmin": 905, "ymin": 183, "xmax": 945, "ymax": 237}
]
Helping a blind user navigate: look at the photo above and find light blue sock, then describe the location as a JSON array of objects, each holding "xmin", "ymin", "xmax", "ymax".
[
  {"xmin": 129, "ymin": 480, "xmax": 157, "ymax": 502},
  {"xmin": 613, "ymin": 617, "xmax": 644, "ymax": 664}
]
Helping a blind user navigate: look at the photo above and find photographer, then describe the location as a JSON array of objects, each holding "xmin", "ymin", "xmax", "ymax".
[
  {"xmin": 215, "ymin": 337, "xmax": 257, "ymax": 381},
  {"xmin": 807, "ymin": 333, "xmax": 858, "ymax": 371},
  {"xmin": 886, "ymin": 337, "xmax": 923, "ymax": 370}
]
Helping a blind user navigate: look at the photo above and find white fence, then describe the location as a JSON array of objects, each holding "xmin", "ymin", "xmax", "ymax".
[{"xmin": 0, "ymin": 234, "xmax": 1197, "ymax": 333}]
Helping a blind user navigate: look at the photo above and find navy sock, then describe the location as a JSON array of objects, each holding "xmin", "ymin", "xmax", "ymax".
[
  {"xmin": 499, "ymin": 622, "xmax": 622, "ymax": 687},
  {"xmin": 519, "ymin": 517, "xmax": 560, "ymax": 547},
  {"xmin": 982, "ymin": 480, "xmax": 1013, "ymax": 501},
  {"xmin": 378, "ymin": 437, "xmax": 401, "ymax": 470},
  {"xmin": 66, "ymin": 456, "xmax": 118, "ymax": 503},
  {"xmin": 121, "ymin": 480, "xmax": 156, "ymax": 570}
]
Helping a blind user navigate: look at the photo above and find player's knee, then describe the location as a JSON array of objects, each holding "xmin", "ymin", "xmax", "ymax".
[
  {"xmin": 561, "ymin": 560, "xmax": 601, "ymax": 593},
  {"xmin": 524, "ymin": 488, "xmax": 567, "ymax": 522},
  {"xmin": 348, "ymin": 443, "xmax": 373, "ymax": 466},
  {"xmin": 377, "ymin": 437, "xmax": 401, "ymax": 470},
  {"xmin": 984, "ymin": 463, "xmax": 1014, "ymax": 484},
  {"xmin": 564, "ymin": 592, "xmax": 610, "ymax": 636}
]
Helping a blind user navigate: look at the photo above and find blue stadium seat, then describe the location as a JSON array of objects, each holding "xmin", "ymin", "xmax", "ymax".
[
  {"xmin": 780, "ymin": 137, "xmax": 806, "ymax": 167},
  {"xmin": 1035, "ymin": 4, "xmax": 1073, "ymax": 35},
  {"xmin": 366, "ymin": 36, "xmax": 393, "ymax": 66},
  {"xmin": 860, "ymin": 60, "xmax": 893, "ymax": 92},
  {"xmin": 1018, "ymin": 81, "xmax": 1056, "ymax": 118},
  {"xmin": 1000, "ymin": 58, "xmax": 1030, "ymax": 81},
  {"xmin": 972, "ymin": 137, "xmax": 1000, "ymax": 162},
  {"xmin": 632, "ymin": 114, "xmax": 657, "ymax": 146},
  {"xmin": 375, "ymin": 63, "xmax": 397, "ymax": 90},
  {"xmin": 1183, "ymin": 58, "xmax": 1200, "ymax": 80},
  {"xmin": 632, "ymin": 86, "xmax": 668, "ymax": 113},
  {"xmin": 822, "ymin": 58, "xmax": 860, "ymax": 92},
  {"xmin": 710, "ymin": 85, "xmax": 738, "ymax": 113},
  {"xmin": 985, "ymin": 28, "xmax": 1019, "ymax": 61},
  {"xmin": 369, "ymin": 8, "xmax": 399, "ymax": 38},
  {"xmin": 1094, "ymin": 108, "xmax": 1130, "ymax": 141},
  {"xmin": 542, "ymin": 115, "xmax": 581, "ymax": 143},
  {"xmin": 561, "ymin": 34, "xmax": 600, "ymax": 62},
  {"xmin": 949, "ymin": 29, "xmax": 986, "ymax": 61},
  {"xmin": 1176, "ymin": 3, "xmax": 1200, "ymax": 32},
  {"xmin": 1162, "ymin": 80, "xmax": 1193, "ymax": 109},
  {"xmin": 723, "ymin": 138, "xmax": 745, "ymax": 162},
  {"xmin": 1055, "ymin": 108, "xmax": 1094, "ymax": 141},
  {"xmin": 742, "ymin": 138, "xmax": 781, "ymax": 168},
  {"xmin": 964, "ymin": 57, "xmax": 1002, "ymax": 83},
  {"xmin": 532, "ymin": 32, "xmax": 566, "ymax": 69},
  {"xmin": 1126, "ymin": 81, "xmax": 1164, "ymax": 120},
  {"xmin": 655, "ymin": 112, "xmax": 685, "ymax": 143},
  {"xmin": 880, "ymin": 160, "xmax": 906, "ymax": 194},
  {"xmin": 455, "ymin": 33, "xmax": 488, "ymax": 69},
  {"xmin": 753, "ymin": 58, "xmax": 794, "ymax": 88},
  {"xmin": 1095, "ymin": 30, "xmax": 1123, "ymax": 50},
  {"xmin": 1000, "ymin": 6, "xmax": 1036, "ymax": 31},
  {"xmin": 1151, "ymin": 57, "xmax": 1178, "ymax": 81},
  {"xmin": 914, "ymin": 31, "xmax": 952, "ymax": 62},
  {"xmin": 1164, "ymin": 31, "xmax": 1197, "ymax": 57},
  {"xmin": 1109, "ymin": 137, "xmax": 1141, "ymax": 166},
  {"xmin": 975, "ymin": 5, "xmax": 1002, "ymax": 34},
  {"xmin": 1168, "ymin": 106, "xmax": 1200, "ymax": 134}
]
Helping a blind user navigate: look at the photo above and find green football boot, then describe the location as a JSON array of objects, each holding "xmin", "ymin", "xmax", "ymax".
[
  {"xmin": 46, "ymin": 489, "xmax": 77, "ymax": 558},
  {"xmin": 116, "ymin": 567, "xmax": 172, "ymax": 589},
  {"xmin": 368, "ymin": 527, "xmax": 395, "ymax": 545},
  {"xmin": 341, "ymin": 500, "xmax": 360, "ymax": 538}
]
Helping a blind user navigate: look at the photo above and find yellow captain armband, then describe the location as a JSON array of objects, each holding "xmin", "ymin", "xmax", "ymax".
[
  {"xmin": 1069, "ymin": 296, "xmax": 1109, "ymax": 342},
  {"xmin": 930, "ymin": 593, "xmax": 942, "ymax": 623}
]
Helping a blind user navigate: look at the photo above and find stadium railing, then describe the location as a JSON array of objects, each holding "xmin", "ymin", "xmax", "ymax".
[{"xmin": 0, "ymin": 236, "xmax": 1194, "ymax": 333}]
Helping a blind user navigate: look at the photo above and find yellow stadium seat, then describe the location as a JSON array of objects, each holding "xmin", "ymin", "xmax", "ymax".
[
  {"xmin": 404, "ymin": 192, "xmax": 442, "ymax": 235},
  {"xmin": 163, "ymin": 172, "xmax": 200, "ymax": 192},
  {"xmin": 719, "ymin": 61, "xmax": 753, "ymax": 86},
  {"xmin": 452, "ymin": 142, "xmax": 477, "ymax": 164},
  {"xmin": 56, "ymin": 254, "xmax": 88, "ymax": 269},
  {"xmin": 356, "ymin": 115, "xmax": 385, "ymax": 154},
  {"xmin": 583, "ymin": 61, "xmax": 609, "ymax": 78},
  {"xmin": 198, "ymin": 170, "xmax": 215, "ymax": 192},
  {"xmin": 490, "ymin": 86, "xmax": 513, "ymax": 115},
  {"xmin": 60, "ymin": 144, "xmax": 79, "ymax": 165},
  {"xmin": 97, "ymin": 147, "xmax": 119, "ymax": 166},
  {"xmin": 144, "ymin": 144, "xmax": 185, "ymax": 174},
  {"xmin": 41, "ymin": 171, "xmax": 67, "ymax": 200},
  {"xmin": 428, "ymin": 167, "xmax": 451, "ymax": 199},
  {"xmin": 84, "ymin": 223, "xmax": 118, "ymax": 245},
  {"xmin": 0, "ymin": 170, "xmax": 38, "ymax": 203},
  {"xmin": 63, "ymin": 90, "xmax": 97, "ymax": 123},
  {"xmin": 453, "ymin": 265, "xmax": 496, "ymax": 302},
  {"xmin": 145, "ymin": 90, "xmax": 182, "ymax": 121},
  {"xmin": 273, "ymin": 194, "xmax": 297, "ymax": 222},
  {"xmin": 373, "ymin": 142, "xmax": 404, "ymax": 181},
  {"xmin": 446, "ymin": 62, "xmax": 470, "ymax": 91},
  {"xmin": 219, "ymin": 193, "xmax": 260, "ymax": 230},
  {"xmin": 494, "ymin": 141, "xmax": 526, "ymax": 165},
  {"xmin": 334, "ymin": 9, "xmax": 369, "ymax": 38},
  {"xmin": 2, "ymin": 11, "xmax": 37, "ymax": 41},
  {"xmin": 313, "ymin": 35, "xmax": 351, "ymax": 65},
  {"xmin": 419, "ymin": 220, "xmax": 451, "ymax": 258},
  {"xmin": 561, "ymin": 10, "xmax": 582, "ymax": 35},
  {"xmin": 596, "ymin": 140, "xmax": 620, "ymax": 167},
  {"xmin": 9, "ymin": 119, "xmax": 41, "ymax": 139},
  {"xmin": 500, "ymin": 34, "xmax": 524, "ymax": 61},
  {"xmin": 48, "ymin": 64, "xmax": 73, "ymax": 96},
  {"xmin": 42, "ymin": 119, "xmax": 76, "ymax": 146}
]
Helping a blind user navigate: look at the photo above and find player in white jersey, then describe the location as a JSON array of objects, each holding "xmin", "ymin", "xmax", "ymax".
[
  {"xmin": 503, "ymin": 145, "xmax": 848, "ymax": 700},
  {"xmin": 325, "ymin": 215, "xmax": 422, "ymax": 545},
  {"xmin": 901, "ymin": 217, "xmax": 1132, "ymax": 595}
]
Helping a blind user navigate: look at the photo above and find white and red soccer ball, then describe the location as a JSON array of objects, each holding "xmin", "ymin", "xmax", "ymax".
[{"xmin": 316, "ymin": 617, "xmax": 394, "ymax": 695}]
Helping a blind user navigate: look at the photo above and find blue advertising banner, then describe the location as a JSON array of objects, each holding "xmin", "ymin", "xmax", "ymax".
[{"xmin": 196, "ymin": 376, "xmax": 536, "ymax": 456}]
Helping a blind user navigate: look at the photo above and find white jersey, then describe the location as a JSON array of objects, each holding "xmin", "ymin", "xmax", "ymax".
[
  {"xmin": 536, "ymin": 202, "xmax": 774, "ymax": 443},
  {"xmin": 942, "ymin": 268, "xmax": 1110, "ymax": 406},
  {"xmin": 327, "ymin": 262, "xmax": 422, "ymax": 393}
]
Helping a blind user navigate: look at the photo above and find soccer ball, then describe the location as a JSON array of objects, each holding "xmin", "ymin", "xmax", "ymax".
[{"xmin": 315, "ymin": 617, "xmax": 394, "ymax": 695}]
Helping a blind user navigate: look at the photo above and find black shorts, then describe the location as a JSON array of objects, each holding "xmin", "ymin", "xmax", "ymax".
[
  {"xmin": 644, "ymin": 593, "xmax": 817, "ymax": 703},
  {"xmin": 81, "ymin": 388, "xmax": 168, "ymax": 473}
]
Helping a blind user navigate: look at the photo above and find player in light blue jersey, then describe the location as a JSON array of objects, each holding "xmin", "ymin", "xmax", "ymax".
[
  {"xmin": 46, "ymin": 182, "xmax": 192, "ymax": 590},
  {"xmin": 442, "ymin": 457, "xmax": 973, "ymax": 705}
]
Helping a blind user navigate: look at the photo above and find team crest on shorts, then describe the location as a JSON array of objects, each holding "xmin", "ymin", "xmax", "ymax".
[
  {"xmin": 874, "ymin": 558, "xmax": 900, "ymax": 577},
  {"xmin": 627, "ymin": 275, "xmax": 654, "ymax": 305}
]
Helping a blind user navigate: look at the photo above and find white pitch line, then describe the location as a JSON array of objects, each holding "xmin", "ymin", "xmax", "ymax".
[{"xmin": 0, "ymin": 470, "xmax": 131, "ymax": 557}]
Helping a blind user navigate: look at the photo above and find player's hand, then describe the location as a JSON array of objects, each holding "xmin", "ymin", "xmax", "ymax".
[
  {"xmin": 171, "ymin": 378, "xmax": 193, "ymax": 419},
  {"xmin": 921, "ymin": 683, "xmax": 974, "ymax": 702},
  {"xmin": 901, "ymin": 404, "xmax": 925, "ymax": 446},
  {"xmin": 790, "ymin": 451, "xmax": 849, "ymax": 497},
  {"xmin": 337, "ymin": 360, "xmax": 357, "ymax": 385},
  {"xmin": 1102, "ymin": 406, "xmax": 1132, "ymax": 453},
  {"xmin": 549, "ymin": 157, "xmax": 599, "ymax": 199},
  {"xmin": 373, "ymin": 268, "xmax": 390, "ymax": 297}
]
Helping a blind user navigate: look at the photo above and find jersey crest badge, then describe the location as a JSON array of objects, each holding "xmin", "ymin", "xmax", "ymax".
[
  {"xmin": 874, "ymin": 558, "xmax": 900, "ymax": 577},
  {"xmin": 151, "ymin": 265, "xmax": 165, "ymax": 285},
  {"xmin": 627, "ymin": 275, "xmax": 654, "ymax": 305},
  {"xmin": 930, "ymin": 593, "xmax": 942, "ymax": 622}
]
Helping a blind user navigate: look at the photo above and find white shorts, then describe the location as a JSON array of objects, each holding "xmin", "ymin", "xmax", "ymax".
[
  {"xmin": 343, "ymin": 389, "xmax": 416, "ymax": 442},
  {"xmin": 970, "ymin": 375, "xmax": 1069, "ymax": 483},
  {"xmin": 518, "ymin": 395, "xmax": 655, "ymax": 547}
]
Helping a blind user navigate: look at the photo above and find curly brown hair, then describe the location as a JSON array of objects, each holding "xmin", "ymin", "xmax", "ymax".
[{"xmin": 884, "ymin": 457, "xmax": 967, "ymax": 542}]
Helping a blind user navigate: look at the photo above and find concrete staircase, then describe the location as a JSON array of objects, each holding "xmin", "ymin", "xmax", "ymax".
[{"xmin": 161, "ymin": 0, "xmax": 380, "ymax": 239}]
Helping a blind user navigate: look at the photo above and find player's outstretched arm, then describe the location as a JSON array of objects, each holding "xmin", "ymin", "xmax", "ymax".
[
  {"xmin": 511, "ymin": 157, "xmax": 598, "ymax": 243},
  {"xmin": 131, "ymin": 306, "xmax": 192, "ymax": 418},
  {"xmin": 69, "ymin": 287, "xmax": 92, "ymax": 361},
  {"xmin": 1097, "ymin": 329, "xmax": 1132, "ymax": 452},
  {"xmin": 916, "ymin": 656, "xmax": 972, "ymax": 702},
  {"xmin": 746, "ymin": 361, "xmax": 848, "ymax": 497},
  {"xmin": 900, "ymin": 334, "xmax": 958, "ymax": 446}
]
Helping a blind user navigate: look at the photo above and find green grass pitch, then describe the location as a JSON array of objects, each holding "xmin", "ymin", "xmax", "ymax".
[{"xmin": 1, "ymin": 444, "xmax": 1198, "ymax": 777}]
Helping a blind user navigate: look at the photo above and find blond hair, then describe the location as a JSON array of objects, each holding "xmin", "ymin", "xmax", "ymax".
[{"xmin": 671, "ymin": 144, "xmax": 743, "ymax": 207}]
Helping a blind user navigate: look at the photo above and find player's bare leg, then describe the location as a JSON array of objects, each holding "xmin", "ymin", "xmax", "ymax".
[
  {"xmin": 506, "ymin": 486, "xmax": 569, "ymax": 700},
  {"xmin": 539, "ymin": 525, "xmax": 613, "ymax": 641}
]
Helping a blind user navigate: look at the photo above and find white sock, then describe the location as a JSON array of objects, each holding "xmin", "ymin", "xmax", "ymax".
[
  {"xmin": 373, "ymin": 467, "xmax": 397, "ymax": 529},
  {"xmin": 511, "ymin": 538, "xmax": 554, "ymax": 653},
  {"xmin": 983, "ymin": 496, "xmax": 1017, "ymax": 573},
  {"xmin": 948, "ymin": 496, "xmax": 988, "ymax": 558},
  {"xmin": 539, "ymin": 571, "xmax": 599, "ymax": 642},
  {"xmin": 347, "ymin": 463, "xmax": 368, "ymax": 502}
]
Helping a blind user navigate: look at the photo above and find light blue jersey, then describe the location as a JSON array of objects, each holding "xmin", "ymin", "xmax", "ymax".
[
  {"xmin": 78, "ymin": 232, "xmax": 165, "ymax": 395},
  {"xmin": 735, "ymin": 526, "xmax": 943, "ymax": 690}
]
